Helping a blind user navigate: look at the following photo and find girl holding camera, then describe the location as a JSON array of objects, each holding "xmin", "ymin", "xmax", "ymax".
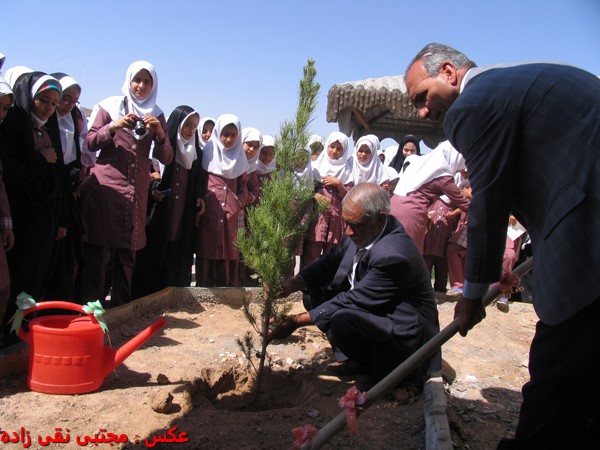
[{"xmin": 79, "ymin": 60, "xmax": 173, "ymax": 307}]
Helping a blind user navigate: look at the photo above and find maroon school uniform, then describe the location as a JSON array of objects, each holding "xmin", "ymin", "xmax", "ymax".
[
  {"xmin": 303, "ymin": 182, "xmax": 350, "ymax": 266},
  {"xmin": 196, "ymin": 172, "xmax": 248, "ymax": 286},
  {"xmin": 81, "ymin": 107, "xmax": 172, "ymax": 250},
  {"xmin": 390, "ymin": 176, "xmax": 469, "ymax": 253},
  {"xmin": 79, "ymin": 76, "xmax": 173, "ymax": 307}
]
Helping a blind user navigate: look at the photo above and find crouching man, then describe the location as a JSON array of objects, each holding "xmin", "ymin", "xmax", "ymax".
[{"xmin": 267, "ymin": 182, "xmax": 440, "ymax": 390}]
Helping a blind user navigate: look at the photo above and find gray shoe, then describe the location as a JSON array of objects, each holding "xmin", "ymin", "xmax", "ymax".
[{"xmin": 496, "ymin": 297, "xmax": 509, "ymax": 313}]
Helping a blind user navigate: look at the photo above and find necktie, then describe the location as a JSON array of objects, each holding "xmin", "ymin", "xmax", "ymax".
[{"xmin": 349, "ymin": 248, "xmax": 367, "ymax": 289}]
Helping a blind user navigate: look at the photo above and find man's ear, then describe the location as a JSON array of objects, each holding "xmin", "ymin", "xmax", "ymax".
[{"xmin": 440, "ymin": 62, "xmax": 459, "ymax": 86}]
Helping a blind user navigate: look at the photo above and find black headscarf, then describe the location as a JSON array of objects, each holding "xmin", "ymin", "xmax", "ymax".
[
  {"xmin": 2, "ymin": 71, "xmax": 67, "ymax": 222},
  {"xmin": 389, "ymin": 134, "xmax": 421, "ymax": 173},
  {"xmin": 51, "ymin": 72, "xmax": 83, "ymax": 173},
  {"xmin": 161, "ymin": 105, "xmax": 202, "ymax": 190}
]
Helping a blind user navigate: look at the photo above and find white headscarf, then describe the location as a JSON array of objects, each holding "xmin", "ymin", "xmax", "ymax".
[
  {"xmin": 0, "ymin": 77, "xmax": 13, "ymax": 100},
  {"xmin": 293, "ymin": 146, "xmax": 320, "ymax": 186},
  {"xmin": 350, "ymin": 134, "xmax": 387, "ymax": 185},
  {"xmin": 394, "ymin": 140, "xmax": 466, "ymax": 196},
  {"xmin": 382, "ymin": 145, "xmax": 398, "ymax": 167},
  {"xmin": 384, "ymin": 165, "xmax": 400, "ymax": 183},
  {"xmin": 0, "ymin": 76, "xmax": 13, "ymax": 125},
  {"xmin": 202, "ymin": 113, "xmax": 248, "ymax": 179},
  {"xmin": 121, "ymin": 60, "xmax": 159, "ymax": 118},
  {"xmin": 242, "ymin": 127, "xmax": 262, "ymax": 174},
  {"xmin": 55, "ymin": 75, "xmax": 81, "ymax": 165},
  {"xmin": 307, "ymin": 134, "xmax": 323, "ymax": 154},
  {"xmin": 94, "ymin": 60, "xmax": 162, "ymax": 140},
  {"xmin": 175, "ymin": 111, "xmax": 199, "ymax": 170},
  {"xmin": 307, "ymin": 134, "xmax": 323, "ymax": 147},
  {"xmin": 256, "ymin": 134, "xmax": 276, "ymax": 175},
  {"xmin": 198, "ymin": 116, "xmax": 215, "ymax": 149},
  {"xmin": 312, "ymin": 131, "xmax": 352, "ymax": 184},
  {"xmin": 4, "ymin": 66, "xmax": 32, "ymax": 89},
  {"xmin": 29, "ymin": 75, "xmax": 62, "ymax": 128}
]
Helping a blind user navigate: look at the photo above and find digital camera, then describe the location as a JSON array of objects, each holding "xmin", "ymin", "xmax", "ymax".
[{"xmin": 134, "ymin": 118, "xmax": 146, "ymax": 136}]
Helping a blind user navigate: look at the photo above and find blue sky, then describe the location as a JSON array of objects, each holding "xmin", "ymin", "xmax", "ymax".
[{"xmin": 2, "ymin": 0, "xmax": 599, "ymax": 149}]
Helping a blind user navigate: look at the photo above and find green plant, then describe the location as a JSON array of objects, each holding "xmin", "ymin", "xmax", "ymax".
[{"xmin": 236, "ymin": 58, "xmax": 321, "ymax": 390}]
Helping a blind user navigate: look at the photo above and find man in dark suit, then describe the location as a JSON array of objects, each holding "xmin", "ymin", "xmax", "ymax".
[
  {"xmin": 405, "ymin": 42, "xmax": 600, "ymax": 448},
  {"xmin": 268, "ymin": 182, "xmax": 440, "ymax": 389}
]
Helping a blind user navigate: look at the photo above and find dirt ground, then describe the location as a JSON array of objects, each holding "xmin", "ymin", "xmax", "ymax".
[{"xmin": 0, "ymin": 288, "xmax": 537, "ymax": 449}]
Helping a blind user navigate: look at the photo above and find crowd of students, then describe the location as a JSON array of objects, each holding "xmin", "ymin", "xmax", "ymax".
[{"xmin": 0, "ymin": 56, "xmax": 521, "ymax": 347}]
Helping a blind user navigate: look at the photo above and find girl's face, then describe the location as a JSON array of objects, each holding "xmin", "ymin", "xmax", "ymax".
[
  {"xmin": 402, "ymin": 142, "xmax": 418, "ymax": 157},
  {"xmin": 310, "ymin": 142, "xmax": 323, "ymax": 156},
  {"xmin": 327, "ymin": 141, "xmax": 344, "ymax": 160},
  {"xmin": 243, "ymin": 140, "xmax": 260, "ymax": 160},
  {"xmin": 259, "ymin": 146, "xmax": 275, "ymax": 165},
  {"xmin": 380, "ymin": 180, "xmax": 392, "ymax": 192},
  {"xmin": 201, "ymin": 121, "xmax": 214, "ymax": 142},
  {"xmin": 356, "ymin": 144, "xmax": 373, "ymax": 164},
  {"xmin": 57, "ymin": 85, "xmax": 80, "ymax": 116},
  {"xmin": 381, "ymin": 178, "xmax": 398, "ymax": 193},
  {"xmin": 0, "ymin": 95, "xmax": 12, "ymax": 122},
  {"xmin": 32, "ymin": 89, "xmax": 60, "ymax": 121},
  {"xmin": 181, "ymin": 114, "xmax": 199, "ymax": 141},
  {"xmin": 220, "ymin": 124, "xmax": 239, "ymax": 149},
  {"xmin": 130, "ymin": 69, "xmax": 153, "ymax": 101}
]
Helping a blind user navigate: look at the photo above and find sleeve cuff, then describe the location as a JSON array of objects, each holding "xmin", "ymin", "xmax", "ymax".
[{"xmin": 463, "ymin": 280, "xmax": 489, "ymax": 300}]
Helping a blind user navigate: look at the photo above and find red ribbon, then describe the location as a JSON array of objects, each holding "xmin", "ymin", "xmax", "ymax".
[
  {"xmin": 338, "ymin": 385, "xmax": 368, "ymax": 435},
  {"xmin": 494, "ymin": 271, "xmax": 522, "ymax": 299},
  {"xmin": 291, "ymin": 424, "xmax": 317, "ymax": 449}
]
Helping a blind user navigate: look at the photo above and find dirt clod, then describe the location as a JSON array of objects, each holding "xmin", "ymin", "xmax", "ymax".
[{"xmin": 150, "ymin": 391, "xmax": 174, "ymax": 414}]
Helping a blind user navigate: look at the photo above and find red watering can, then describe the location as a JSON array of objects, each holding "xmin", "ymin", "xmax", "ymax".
[{"xmin": 17, "ymin": 301, "xmax": 166, "ymax": 394}]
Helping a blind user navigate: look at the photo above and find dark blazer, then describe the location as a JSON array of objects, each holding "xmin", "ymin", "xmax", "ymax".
[
  {"xmin": 300, "ymin": 215, "xmax": 438, "ymax": 338},
  {"xmin": 444, "ymin": 63, "xmax": 600, "ymax": 325}
]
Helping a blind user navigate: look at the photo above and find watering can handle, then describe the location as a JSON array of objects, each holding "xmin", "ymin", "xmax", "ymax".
[
  {"xmin": 16, "ymin": 301, "xmax": 99, "ymax": 342},
  {"xmin": 20, "ymin": 301, "xmax": 94, "ymax": 319}
]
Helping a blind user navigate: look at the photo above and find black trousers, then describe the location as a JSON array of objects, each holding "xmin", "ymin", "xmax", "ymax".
[
  {"xmin": 497, "ymin": 297, "xmax": 600, "ymax": 449},
  {"xmin": 81, "ymin": 243, "xmax": 136, "ymax": 308},
  {"xmin": 328, "ymin": 307, "xmax": 425, "ymax": 386}
]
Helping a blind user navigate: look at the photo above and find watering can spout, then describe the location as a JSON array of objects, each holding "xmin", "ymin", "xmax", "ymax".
[{"xmin": 104, "ymin": 317, "xmax": 167, "ymax": 376}]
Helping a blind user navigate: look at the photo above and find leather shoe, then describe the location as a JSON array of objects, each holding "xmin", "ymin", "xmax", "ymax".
[{"xmin": 326, "ymin": 360, "xmax": 368, "ymax": 376}]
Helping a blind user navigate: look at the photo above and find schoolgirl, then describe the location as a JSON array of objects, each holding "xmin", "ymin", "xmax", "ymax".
[
  {"xmin": 0, "ymin": 72, "xmax": 68, "ymax": 319},
  {"xmin": 196, "ymin": 114, "xmax": 249, "ymax": 287},
  {"xmin": 303, "ymin": 131, "xmax": 352, "ymax": 266},
  {"xmin": 0, "ymin": 77, "xmax": 14, "ymax": 344},
  {"xmin": 256, "ymin": 134, "xmax": 276, "ymax": 190},
  {"xmin": 350, "ymin": 134, "xmax": 387, "ymax": 186},
  {"xmin": 132, "ymin": 105, "xmax": 207, "ymax": 297},
  {"xmin": 80, "ymin": 61, "xmax": 173, "ymax": 307},
  {"xmin": 390, "ymin": 140, "xmax": 470, "ymax": 253},
  {"xmin": 198, "ymin": 116, "xmax": 215, "ymax": 150}
]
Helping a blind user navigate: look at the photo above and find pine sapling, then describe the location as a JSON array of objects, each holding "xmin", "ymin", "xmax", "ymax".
[{"xmin": 236, "ymin": 58, "xmax": 321, "ymax": 391}]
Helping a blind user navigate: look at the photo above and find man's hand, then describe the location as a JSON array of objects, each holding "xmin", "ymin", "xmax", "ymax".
[
  {"xmin": 265, "ymin": 315, "xmax": 298, "ymax": 344},
  {"xmin": 314, "ymin": 192, "xmax": 330, "ymax": 209},
  {"xmin": 1, "ymin": 228, "xmax": 14, "ymax": 251},
  {"xmin": 265, "ymin": 312, "xmax": 313, "ymax": 345},
  {"xmin": 454, "ymin": 297, "xmax": 486, "ymax": 336},
  {"xmin": 56, "ymin": 226, "xmax": 67, "ymax": 240}
]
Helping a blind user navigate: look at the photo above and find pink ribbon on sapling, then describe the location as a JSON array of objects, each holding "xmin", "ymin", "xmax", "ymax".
[
  {"xmin": 338, "ymin": 385, "xmax": 368, "ymax": 435},
  {"xmin": 291, "ymin": 424, "xmax": 317, "ymax": 449}
]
